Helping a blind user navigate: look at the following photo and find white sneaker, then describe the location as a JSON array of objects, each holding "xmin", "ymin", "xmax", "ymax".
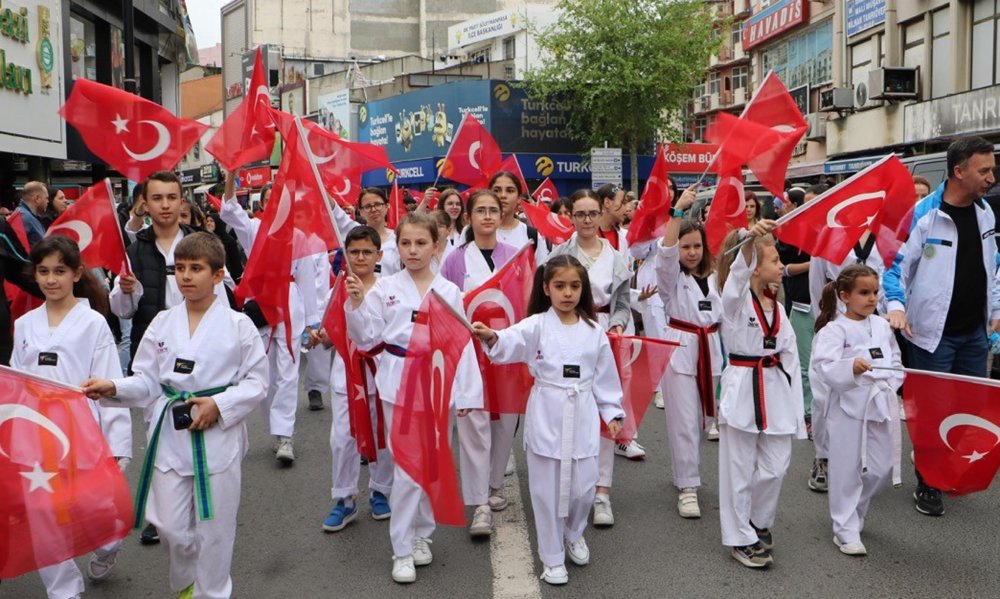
[
  {"xmin": 706, "ymin": 420, "xmax": 720, "ymax": 441},
  {"xmin": 116, "ymin": 457, "xmax": 131, "ymax": 472},
  {"xmin": 677, "ymin": 488, "xmax": 701, "ymax": 519},
  {"xmin": 412, "ymin": 537, "xmax": 433, "ymax": 566},
  {"xmin": 87, "ymin": 548, "xmax": 120, "ymax": 580},
  {"xmin": 833, "ymin": 536, "xmax": 868, "ymax": 556},
  {"xmin": 488, "ymin": 486, "xmax": 508, "ymax": 511},
  {"xmin": 469, "ymin": 505, "xmax": 493, "ymax": 537},
  {"xmin": 505, "ymin": 452, "xmax": 515, "ymax": 476},
  {"xmin": 391, "ymin": 555, "xmax": 416, "ymax": 583},
  {"xmin": 565, "ymin": 537, "xmax": 590, "ymax": 566},
  {"xmin": 614, "ymin": 439, "xmax": 646, "ymax": 460},
  {"xmin": 275, "ymin": 436, "xmax": 295, "ymax": 463},
  {"xmin": 540, "ymin": 564, "xmax": 569, "ymax": 585},
  {"xmin": 593, "ymin": 493, "xmax": 614, "ymax": 526},
  {"xmin": 653, "ymin": 390, "xmax": 664, "ymax": 409}
]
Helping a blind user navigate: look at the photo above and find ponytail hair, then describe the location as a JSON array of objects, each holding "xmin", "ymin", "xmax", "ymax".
[
  {"xmin": 527, "ymin": 255, "xmax": 596, "ymax": 327},
  {"xmin": 29, "ymin": 235, "xmax": 110, "ymax": 317},
  {"xmin": 714, "ymin": 228, "xmax": 776, "ymax": 293},
  {"xmin": 814, "ymin": 264, "xmax": 880, "ymax": 333}
]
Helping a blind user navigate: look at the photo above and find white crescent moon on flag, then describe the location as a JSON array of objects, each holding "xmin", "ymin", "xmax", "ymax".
[
  {"xmin": 310, "ymin": 131, "xmax": 340, "ymax": 164},
  {"xmin": 332, "ymin": 176, "xmax": 352, "ymax": 198},
  {"xmin": 466, "ymin": 289, "xmax": 517, "ymax": 327},
  {"xmin": 547, "ymin": 213, "xmax": 571, "ymax": 232},
  {"xmin": 720, "ymin": 175, "xmax": 746, "ymax": 218},
  {"xmin": 469, "ymin": 141, "xmax": 482, "ymax": 170},
  {"xmin": 0, "ymin": 404, "xmax": 72, "ymax": 460},
  {"xmin": 48, "ymin": 220, "xmax": 95, "ymax": 251},
  {"xmin": 539, "ymin": 187, "xmax": 555, "ymax": 200},
  {"xmin": 268, "ymin": 186, "xmax": 292, "ymax": 235},
  {"xmin": 623, "ymin": 339, "xmax": 643, "ymax": 369},
  {"xmin": 938, "ymin": 413, "xmax": 1000, "ymax": 453},
  {"xmin": 122, "ymin": 120, "xmax": 171, "ymax": 162},
  {"xmin": 826, "ymin": 191, "xmax": 885, "ymax": 228},
  {"xmin": 772, "ymin": 124, "xmax": 798, "ymax": 134}
]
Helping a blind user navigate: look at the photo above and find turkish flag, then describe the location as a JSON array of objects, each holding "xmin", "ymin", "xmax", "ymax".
[
  {"xmin": 626, "ymin": 144, "xmax": 673, "ymax": 246},
  {"xmin": 705, "ymin": 166, "xmax": 748, "ymax": 254},
  {"xmin": 205, "ymin": 192, "xmax": 223, "ymax": 213},
  {"xmin": 902, "ymin": 369, "xmax": 1000, "ymax": 495},
  {"xmin": 60, "ymin": 79, "xmax": 208, "ymax": 181},
  {"xmin": 493, "ymin": 154, "xmax": 529, "ymax": 195},
  {"xmin": 520, "ymin": 200, "xmax": 574, "ymax": 245},
  {"xmin": 205, "ymin": 47, "xmax": 276, "ymax": 171},
  {"xmin": 603, "ymin": 335, "xmax": 678, "ymax": 443},
  {"xmin": 47, "ymin": 179, "xmax": 130, "ymax": 275},
  {"xmin": 273, "ymin": 110, "xmax": 392, "ymax": 202},
  {"xmin": 437, "ymin": 113, "xmax": 502, "ymax": 187},
  {"xmin": 3, "ymin": 212, "xmax": 43, "ymax": 324},
  {"xmin": 386, "ymin": 180, "xmax": 405, "ymax": 230},
  {"xmin": 394, "ymin": 291, "xmax": 472, "ymax": 526},
  {"xmin": 322, "ymin": 274, "xmax": 382, "ymax": 461},
  {"xmin": 0, "ymin": 366, "xmax": 133, "ymax": 578},
  {"xmin": 532, "ymin": 178, "xmax": 559, "ymax": 203},
  {"xmin": 773, "ymin": 155, "xmax": 915, "ymax": 268},
  {"xmin": 464, "ymin": 244, "xmax": 536, "ymax": 414}
]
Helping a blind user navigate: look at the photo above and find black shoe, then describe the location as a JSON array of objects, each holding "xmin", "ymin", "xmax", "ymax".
[
  {"xmin": 750, "ymin": 521, "xmax": 773, "ymax": 550},
  {"xmin": 140, "ymin": 523, "xmax": 160, "ymax": 545},
  {"xmin": 731, "ymin": 544, "xmax": 771, "ymax": 568},
  {"xmin": 308, "ymin": 390, "xmax": 324, "ymax": 411},
  {"xmin": 913, "ymin": 484, "xmax": 944, "ymax": 516},
  {"xmin": 360, "ymin": 456, "xmax": 369, "ymax": 466}
]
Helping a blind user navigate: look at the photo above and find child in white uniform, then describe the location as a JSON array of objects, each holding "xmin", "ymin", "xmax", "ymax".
[
  {"xmin": 654, "ymin": 187, "xmax": 723, "ymax": 519},
  {"xmin": 715, "ymin": 221, "xmax": 806, "ymax": 568},
  {"xmin": 13, "ymin": 236, "xmax": 131, "ymax": 599},
  {"xmin": 472, "ymin": 254, "xmax": 624, "ymax": 586},
  {"xmin": 810, "ymin": 264, "xmax": 902, "ymax": 556},
  {"xmin": 84, "ymin": 233, "xmax": 268, "ymax": 599},
  {"xmin": 345, "ymin": 213, "xmax": 483, "ymax": 584}
]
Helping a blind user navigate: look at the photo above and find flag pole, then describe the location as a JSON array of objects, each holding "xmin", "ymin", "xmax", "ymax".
[
  {"xmin": 430, "ymin": 289, "xmax": 476, "ymax": 334},
  {"xmin": 105, "ymin": 178, "xmax": 133, "ymax": 276},
  {"xmin": 0, "ymin": 364, "xmax": 83, "ymax": 393},
  {"xmin": 292, "ymin": 116, "xmax": 354, "ymax": 277}
]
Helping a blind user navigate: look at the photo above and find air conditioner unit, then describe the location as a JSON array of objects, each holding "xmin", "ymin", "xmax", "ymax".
[
  {"xmin": 868, "ymin": 67, "xmax": 919, "ymax": 100},
  {"xmin": 805, "ymin": 113, "xmax": 827, "ymax": 140},
  {"xmin": 819, "ymin": 87, "xmax": 854, "ymax": 111},
  {"xmin": 853, "ymin": 80, "xmax": 882, "ymax": 110}
]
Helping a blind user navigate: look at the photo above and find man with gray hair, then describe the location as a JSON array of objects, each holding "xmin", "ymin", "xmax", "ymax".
[{"xmin": 17, "ymin": 181, "xmax": 49, "ymax": 246}]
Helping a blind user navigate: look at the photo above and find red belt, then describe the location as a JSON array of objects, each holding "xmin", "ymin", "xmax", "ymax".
[
  {"xmin": 727, "ymin": 353, "xmax": 791, "ymax": 432},
  {"xmin": 668, "ymin": 318, "xmax": 720, "ymax": 419},
  {"xmin": 347, "ymin": 343, "xmax": 386, "ymax": 459},
  {"xmin": 595, "ymin": 305, "xmax": 611, "ymax": 314}
]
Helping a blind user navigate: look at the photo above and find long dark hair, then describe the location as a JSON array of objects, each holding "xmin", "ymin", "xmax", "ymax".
[
  {"xmin": 436, "ymin": 188, "xmax": 466, "ymax": 232},
  {"xmin": 488, "ymin": 171, "xmax": 523, "ymax": 196},
  {"xmin": 527, "ymin": 255, "xmax": 596, "ymax": 327},
  {"xmin": 463, "ymin": 189, "xmax": 502, "ymax": 245},
  {"xmin": 814, "ymin": 264, "xmax": 880, "ymax": 333},
  {"xmin": 29, "ymin": 235, "xmax": 110, "ymax": 316}
]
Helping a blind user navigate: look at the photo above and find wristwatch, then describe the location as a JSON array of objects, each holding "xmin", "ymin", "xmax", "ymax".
[{"xmin": 670, "ymin": 208, "xmax": 685, "ymax": 218}]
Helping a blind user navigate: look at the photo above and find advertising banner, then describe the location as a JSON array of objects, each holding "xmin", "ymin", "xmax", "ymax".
[{"xmin": 317, "ymin": 89, "xmax": 351, "ymax": 140}]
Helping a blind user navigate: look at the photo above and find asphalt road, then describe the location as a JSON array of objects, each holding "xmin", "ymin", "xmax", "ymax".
[{"xmin": 6, "ymin": 380, "xmax": 1000, "ymax": 598}]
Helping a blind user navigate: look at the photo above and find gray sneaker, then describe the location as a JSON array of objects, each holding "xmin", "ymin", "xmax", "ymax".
[
  {"xmin": 87, "ymin": 548, "xmax": 120, "ymax": 581},
  {"xmin": 469, "ymin": 505, "xmax": 493, "ymax": 537},
  {"xmin": 276, "ymin": 436, "xmax": 295, "ymax": 463},
  {"xmin": 808, "ymin": 458, "xmax": 828, "ymax": 493}
]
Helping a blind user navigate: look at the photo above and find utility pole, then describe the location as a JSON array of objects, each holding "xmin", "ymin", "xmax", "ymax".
[{"xmin": 122, "ymin": 0, "xmax": 137, "ymax": 94}]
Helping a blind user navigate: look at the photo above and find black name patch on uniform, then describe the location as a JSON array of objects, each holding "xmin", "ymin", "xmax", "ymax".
[
  {"xmin": 763, "ymin": 336, "xmax": 777, "ymax": 350},
  {"xmin": 563, "ymin": 364, "xmax": 581, "ymax": 379},
  {"xmin": 173, "ymin": 358, "xmax": 196, "ymax": 374},
  {"xmin": 411, "ymin": 310, "xmax": 419, "ymax": 323},
  {"xmin": 374, "ymin": 264, "xmax": 382, "ymax": 273},
  {"xmin": 698, "ymin": 300, "xmax": 713, "ymax": 312},
  {"xmin": 38, "ymin": 352, "xmax": 58, "ymax": 366},
  {"xmin": 868, "ymin": 347, "xmax": 884, "ymax": 360},
  {"xmin": 165, "ymin": 265, "xmax": 176, "ymax": 275}
]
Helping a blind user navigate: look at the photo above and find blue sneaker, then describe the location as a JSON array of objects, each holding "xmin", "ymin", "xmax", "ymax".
[
  {"xmin": 322, "ymin": 499, "xmax": 357, "ymax": 532},
  {"xmin": 370, "ymin": 491, "xmax": 391, "ymax": 520}
]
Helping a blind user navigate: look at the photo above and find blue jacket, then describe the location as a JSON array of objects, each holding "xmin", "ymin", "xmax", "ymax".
[
  {"xmin": 882, "ymin": 181, "xmax": 1000, "ymax": 352},
  {"xmin": 16, "ymin": 201, "xmax": 46, "ymax": 247}
]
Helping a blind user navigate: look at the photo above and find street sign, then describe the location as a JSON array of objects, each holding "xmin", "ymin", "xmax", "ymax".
[{"xmin": 591, "ymin": 147, "xmax": 622, "ymax": 190}]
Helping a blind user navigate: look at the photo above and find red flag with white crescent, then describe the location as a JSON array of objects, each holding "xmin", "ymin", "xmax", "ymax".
[
  {"xmin": 493, "ymin": 154, "xmax": 529, "ymax": 194},
  {"xmin": 47, "ymin": 179, "xmax": 130, "ymax": 275},
  {"xmin": 603, "ymin": 335, "xmax": 678, "ymax": 443},
  {"xmin": 463, "ymin": 244, "xmax": 536, "ymax": 414},
  {"xmin": 902, "ymin": 369, "xmax": 1000, "ymax": 495},
  {"xmin": 705, "ymin": 166, "xmax": 748, "ymax": 255},
  {"xmin": 626, "ymin": 144, "xmax": 673, "ymax": 246},
  {"xmin": 205, "ymin": 47, "xmax": 276, "ymax": 171},
  {"xmin": 437, "ymin": 113, "xmax": 502, "ymax": 187},
  {"xmin": 2, "ymin": 212, "xmax": 43, "ymax": 322},
  {"xmin": 532, "ymin": 178, "xmax": 559, "ymax": 204},
  {"xmin": 0, "ymin": 366, "xmax": 133, "ymax": 578},
  {"xmin": 520, "ymin": 200, "xmax": 574, "ymax": 245},
  {"xmin": 59, "ymin": 79, "xmax": 208, "ymax": 181}
]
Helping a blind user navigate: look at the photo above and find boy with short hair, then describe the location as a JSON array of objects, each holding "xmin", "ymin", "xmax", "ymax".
[
  {"xmin": 84, "ymin": 232, "xmax": 268, "ymax": 599},
  {"xmin": 317, "ymin": 226, "xmax": 395, "ymax": 531}
]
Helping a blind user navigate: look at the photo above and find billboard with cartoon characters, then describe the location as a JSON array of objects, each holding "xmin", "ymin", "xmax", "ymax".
[{"xmin": 358, "ymin": 80, "xmax": 582, "ymax": 163}]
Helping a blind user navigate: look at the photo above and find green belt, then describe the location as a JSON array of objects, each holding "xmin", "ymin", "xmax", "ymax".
[{"xmin": 132, "ymin": 384, "xmax": 230, "ymax": 529}]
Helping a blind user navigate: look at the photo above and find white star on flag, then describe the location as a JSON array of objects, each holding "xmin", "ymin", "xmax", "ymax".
[
  {"xmin": 20, "ymin": 461, "xmax": 56, "ymax": 493},
  {"xmin": 964, "ymin": 450, "xmax": 989, "ymax": 463},
  {"xmin": 111, "ymin": 114, "xmax": 129, "ymax": 134}
]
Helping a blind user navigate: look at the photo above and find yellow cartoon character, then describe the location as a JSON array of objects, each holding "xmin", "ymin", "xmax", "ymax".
[
  {"xmin": 399, "ymin": 111, "xmax": 414, "ymax": 152},
  {"xmin": 432, "ymin": 103, "xmax": 448, "ymax": 147}
]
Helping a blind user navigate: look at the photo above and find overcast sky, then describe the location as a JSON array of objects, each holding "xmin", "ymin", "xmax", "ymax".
[{"xmin": 187, "ymin": 0, "xmax": 227, "ymax": 48}]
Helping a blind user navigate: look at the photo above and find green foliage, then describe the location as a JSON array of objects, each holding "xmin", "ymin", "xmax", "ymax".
[{"xmin": 523, "ymin": 0, "xmax": 723, "ymax": 170}]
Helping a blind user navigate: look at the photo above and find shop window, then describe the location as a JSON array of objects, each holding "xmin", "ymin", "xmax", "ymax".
[
  {"xmin": 70, "ymin": 15, "xmax": 97, "ymax": 81},
  {"xmin": 760, "ymin": 20, "xmax": 832, "ymax": 90}
]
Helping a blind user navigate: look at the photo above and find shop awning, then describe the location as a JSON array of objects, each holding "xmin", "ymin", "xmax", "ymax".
[{"xmin": 193, "ymin": 184, "xmax": 214, "ymax": 195}]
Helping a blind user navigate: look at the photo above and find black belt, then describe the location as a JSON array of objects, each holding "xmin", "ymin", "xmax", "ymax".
[{"xmin": 727, "ymin": 353, "xmax": 791, "ymax": 432}]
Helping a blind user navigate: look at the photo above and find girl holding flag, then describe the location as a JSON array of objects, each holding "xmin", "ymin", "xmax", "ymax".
[
  {"xmin": 715, "ymin": 220, "xmax": 806, "ymax": 569},
  {"xmin": 441, "ymin": 189, "xmax": 522, "ymax": 537},
  {"xmin": 654, "ymin": 186, "xmax": 723, "ymax": 520},
  {"xmin": 13, "ymin": 236, "xmax": 131, "ymax": 599},
  {"xmin": 345, "ymin": 212, "xmax": 483, "ymax": 584},
  {"xmin": 471, "ymin": 255, "xmax": 625, "ymax": 586}
]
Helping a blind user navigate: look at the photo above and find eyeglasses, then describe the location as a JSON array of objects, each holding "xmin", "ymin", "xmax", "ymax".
[
  {"xmin": 472, "ymin": 207, "xmax": 501, "ymax": 216},
  {"xmin": 360, "ymin": 202, "xmax": 386, "ymax": 212},
  {"xmin": 572, "ymin": 210, "xmax": 601, "ymax": 221},
  {"xmin": 347, "ymin": 249, "xmax": 378, "ymax": 258}
]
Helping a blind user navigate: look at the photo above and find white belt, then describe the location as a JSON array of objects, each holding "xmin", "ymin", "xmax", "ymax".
[
  {"xmin": 860, "ymin": 381, "xmax": 902, "ymax": 488},
  {"xmin": 534, "ymin": 378, "xmax": 593, "ymax": 518}
]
